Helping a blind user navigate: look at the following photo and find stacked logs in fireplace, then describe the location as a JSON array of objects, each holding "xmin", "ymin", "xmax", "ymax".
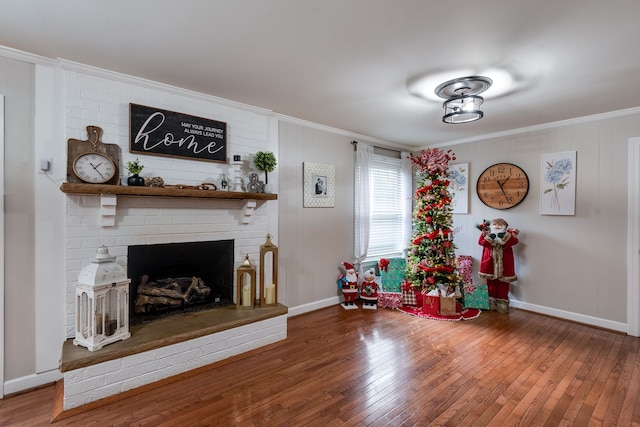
[{"xmin": 135, "ymin": 275, "xmax": 211, "ymax": 314}]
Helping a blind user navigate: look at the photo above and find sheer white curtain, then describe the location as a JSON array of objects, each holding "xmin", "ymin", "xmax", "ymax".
[
  {"xmin": 401, "ymin": 151, "xmax": 413, "ymax": 255},
  {"xmin": 354, "ymin": 142, "xmax": 373, "ymax": 274}
]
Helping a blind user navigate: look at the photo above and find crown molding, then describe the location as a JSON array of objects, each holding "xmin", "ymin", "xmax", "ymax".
[
  {"xmin": 429, "ymin": 106, "xmax": 640, "ymax": 148},
  {"xmin": 275, "ymin": 112, "xmax": 415, "ymax": 153},
  {"xmin": 0, "ymin": 45, "xmax": 57, "ymax": 65}
]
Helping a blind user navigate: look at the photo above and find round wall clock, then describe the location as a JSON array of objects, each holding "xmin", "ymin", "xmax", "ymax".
[
  {"xmin": 72, "ymin": 152, "xmax": 117, "ymax": 184},
  {"xmin": 67, "ymin": 126, "xmax": 121, "ymax": 185},
  {"xmin": 476, "ymin": 163, "xmax": 529, "ymax": 209}
]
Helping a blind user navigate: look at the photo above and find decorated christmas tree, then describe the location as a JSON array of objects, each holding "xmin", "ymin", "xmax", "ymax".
[{"xmin": 405, "ymin": 148, "xmax": 462, "ymax": 294}]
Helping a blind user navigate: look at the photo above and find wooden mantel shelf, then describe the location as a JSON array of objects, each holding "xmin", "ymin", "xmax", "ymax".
[
  {"xmin": 60, "ymin": 183, "xmax": 277, "ymax": 225},
  {"xmin": 60, "ymin": 182, "xmax": 277, "ymax": 201}
]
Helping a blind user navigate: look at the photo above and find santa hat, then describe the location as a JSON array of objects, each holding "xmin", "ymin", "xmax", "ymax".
[{"xmin": 342, "ymin": 262, "xmax": 354, "ymax": 270}]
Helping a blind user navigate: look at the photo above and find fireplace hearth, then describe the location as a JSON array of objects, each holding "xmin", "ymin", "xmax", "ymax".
[{"xmin": 128, "ymin": 240, "xmax": 234, "ymax": 324}]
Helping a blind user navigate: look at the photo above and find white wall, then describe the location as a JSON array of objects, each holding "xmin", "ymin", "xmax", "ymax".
[
  {"xmin": 277, "ymin": 122, "xmax": 357, "ymax": 312},
  {"xmin": 446, "ymin": 113, "xmax": 640, "ymax": 330},
  {"xmin": 0, "ymin": 55, "xmax": 37, "ymax": 388}
]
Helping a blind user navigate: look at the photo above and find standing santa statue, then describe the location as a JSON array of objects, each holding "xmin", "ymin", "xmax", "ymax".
[
  {"xmin": 338, "ymin": 262, "xmax": 359, "ymax": 310},
  {"xmin": 478, "ymin": 218, "xmax": 520, "ymax": 313}
]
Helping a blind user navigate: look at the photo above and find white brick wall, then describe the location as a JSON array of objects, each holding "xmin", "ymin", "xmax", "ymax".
[
  {"xmin": 64, "ymin": 70, "xmax": 278, "ymax": 337},
  {"xmin": 63, "ymin": 315, "xmax": 287, "ymax": 410},
  {"xmin": 60, "ymin": 69, "xmax": 283, "ymax": 410}
]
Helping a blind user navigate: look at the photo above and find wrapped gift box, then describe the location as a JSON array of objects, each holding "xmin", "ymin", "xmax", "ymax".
[
  {"xmin": 456, "ymin": 255, "xmax": 473, "ymax": 286},
  {"xmin": 440, "ymin": 295, "xmax": 457, "ymax": 316},
  {"xmin": 379, "ymin": 258, "xmax": 406, "ymax": 292},
  {"xmin": 401, "ymin": 281, "xmax": 418, "ymax": 306},
  {"xmin": 401, "ymin": 289, "xmax": 416, "ymax": 306},
  {"xmin": 415, "ymin": 291, "xmax": 424, "ymax": 308},
  {"xmin": 463, "ymin": 284, "xmax": 490, "ymax": 310},
  {"xmin": 378, "ymin": 292, "xmax": 403, "ymax": 309},
  {"xmin": 422, "ymin": 294, "xmax": 439, "ymax": 315}
]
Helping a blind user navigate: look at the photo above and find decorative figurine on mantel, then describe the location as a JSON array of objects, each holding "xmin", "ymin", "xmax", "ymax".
[
  {"xmin": 477, "ymin": 218, "xmax": 520, "ymax": 313},
  {"xmin": 247, "ymin": 172, "xmax": 264, "ymax": 193},
  {"xmin": 219, "ymin": 174, "xmax": 229, "ymax": 191},
  {"xmin": 231, "ymin": 155, "xmax": 244, "ymax": 192},
  {"xmin": 337, "ymin": 262, "xmax": 359, "ymax": 310}
]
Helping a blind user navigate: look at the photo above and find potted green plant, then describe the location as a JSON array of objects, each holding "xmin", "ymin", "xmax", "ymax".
[
  {"xmin": 253, "ymin": 151, "xmax": 277, "ymax": 190},
  {"xmin": 126, "ymin": 158, "xmax": 145, "ymax": 186}
]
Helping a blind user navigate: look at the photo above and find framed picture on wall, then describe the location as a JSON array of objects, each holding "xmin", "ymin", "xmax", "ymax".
[
  {"xmin": 303, "ymin": 162, "xmax": 335, "ymax": 207},
  {"xmin": 448, "ymin": 163, "xmax": 469, "ymax": 214},
  {"xmin": 540, "ymin": 151, "xmax": 577, "ymax": 215}
]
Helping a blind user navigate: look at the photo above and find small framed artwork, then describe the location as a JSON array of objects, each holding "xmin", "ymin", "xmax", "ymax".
[
  {"xmin": 303, "ymin": 162, "xmax": 335, "ymax": 207},
  {"xmin": 448, "ymin": 163, "xmax": 469, "ymax": 214},
  {"xmin": 540, "ymin": 150, "xmax": 577, "ymax": 215}
]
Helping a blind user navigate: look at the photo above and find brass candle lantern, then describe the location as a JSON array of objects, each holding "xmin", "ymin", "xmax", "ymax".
[
  {"xmin": 260, "ymin": 234, "xmax": 278, "ymax": 307},
  {"xmin": 236, "ymin": 254, "xmax": 257, "ymax": 309}
]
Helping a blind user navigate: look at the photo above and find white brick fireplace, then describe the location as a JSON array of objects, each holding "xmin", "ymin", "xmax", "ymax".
[
  {"xmin": 63, "ymin": 194, "xmax": 277, "ymax": 336},
  {"xmin": 58, "ymin": 67, "xmax": 283, "ymax": 412}
]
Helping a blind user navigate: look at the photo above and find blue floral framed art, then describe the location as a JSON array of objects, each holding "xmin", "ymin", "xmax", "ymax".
[
  {"xmin": 447, "ymin": 163, "xmax": 469, "ymax": 214},
  {"xmin": 540, "ymin": 151, "xmax": 577, "ymax": 215}
]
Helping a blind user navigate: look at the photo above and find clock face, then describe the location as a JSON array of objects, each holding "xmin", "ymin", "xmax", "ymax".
[
  {"xmin": 476, "ymin": 163, "xmax": 529, "ymax": 209},
  {"xmin": 73, "ymin": 153, "xmax": 117, "ymax": 184}
]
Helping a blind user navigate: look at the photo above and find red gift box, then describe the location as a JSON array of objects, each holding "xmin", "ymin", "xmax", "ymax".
[
  {"xmin": 422, "ymin": 294, "xmax": 439, "ymax": 315},
  {"xmin": 415, "ymin": 291, "xmax": 424, "ymax": 308}
]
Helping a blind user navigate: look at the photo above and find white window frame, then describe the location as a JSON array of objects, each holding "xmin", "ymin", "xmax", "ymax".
[{"xmin": 365, "ymin": 153, "xmax": 409, "ymax": 261}]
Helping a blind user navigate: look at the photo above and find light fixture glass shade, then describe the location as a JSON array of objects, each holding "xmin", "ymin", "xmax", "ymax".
[
  {"xmin": 435, "ymin": 76, "xmax": 492, "ymax": 124},
  {"xmin": 442, "ymin": 95, "xmax": 484, "ymax": 124}
]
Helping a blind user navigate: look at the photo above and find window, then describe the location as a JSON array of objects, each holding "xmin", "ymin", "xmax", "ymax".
[{"xmin": 366, "ymin": 153, "xmax": 409, "ymax": 260}]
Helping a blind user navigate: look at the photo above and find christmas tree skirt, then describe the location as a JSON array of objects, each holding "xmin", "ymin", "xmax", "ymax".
[{"xmin": 397, "ymin": 305, "xmax": 481, "ymax": 321}]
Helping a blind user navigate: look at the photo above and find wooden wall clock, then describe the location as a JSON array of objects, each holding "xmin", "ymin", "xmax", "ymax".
[
  {"xmin": 67, "ymin": 125, "xmax": 121, "ymax": 185},
  {"xmin": 476, "ymin": 163, "xmax": 529, "ymax": 209}
]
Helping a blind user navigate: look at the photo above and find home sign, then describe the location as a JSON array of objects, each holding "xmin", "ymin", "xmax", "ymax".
[{"xmin": 129, "ymin": 103, "xmax": 227, "ymax": 163}]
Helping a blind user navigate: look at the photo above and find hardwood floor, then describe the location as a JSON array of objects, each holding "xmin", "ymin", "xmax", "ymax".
[{"xmin": 1, "ymin": 305, "xmax": 639, "ymax": 426}]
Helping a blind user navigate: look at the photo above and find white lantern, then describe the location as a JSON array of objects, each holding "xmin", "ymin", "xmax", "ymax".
[{"xmin": 74, "ymin": 246, "xmax": 131, "ymax": 351}]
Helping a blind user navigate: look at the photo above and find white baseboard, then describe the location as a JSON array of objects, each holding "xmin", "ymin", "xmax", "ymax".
[
  {"xmin": 287, "ymin": 296, "xmax": 340, "ymax": 317},
  {"xmin": 510, "ymin": 299, "xmax": 628, "ymax": 333},
  {"xmin": 286, "ymin": 296, "xmax": 630, "ymax": 333},
  {"xmin": 4, "ymin": 369, "xmax": 62, "ymax": 396}
]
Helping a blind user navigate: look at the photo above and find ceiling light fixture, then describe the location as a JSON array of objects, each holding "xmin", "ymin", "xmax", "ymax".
[{"xmin": 434, "ymin": 76, "xmax": 493, "ymax": 124}]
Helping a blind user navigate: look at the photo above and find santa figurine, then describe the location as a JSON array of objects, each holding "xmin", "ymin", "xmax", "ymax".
[
  {"xmin": 338, "ymin": 262, "xmax": 359, "ymax": 310},
  {"xmin": 360, "ymin": 268, "xmax": 379, "ymax": 310},
  {"xmin": 478, "ymin": 218, "xmax": 520, "ymax": 313}
]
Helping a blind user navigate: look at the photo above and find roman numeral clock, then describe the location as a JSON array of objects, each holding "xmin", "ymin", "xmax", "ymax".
[{"xmin": 476, "ymin": 163, "xmax": 529, "ymax": 209}]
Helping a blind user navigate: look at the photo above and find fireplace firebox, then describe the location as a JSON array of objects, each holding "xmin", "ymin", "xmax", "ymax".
[{"xmin": 127, "ymin": 240, "xmax": 234, "ymax": 324}]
